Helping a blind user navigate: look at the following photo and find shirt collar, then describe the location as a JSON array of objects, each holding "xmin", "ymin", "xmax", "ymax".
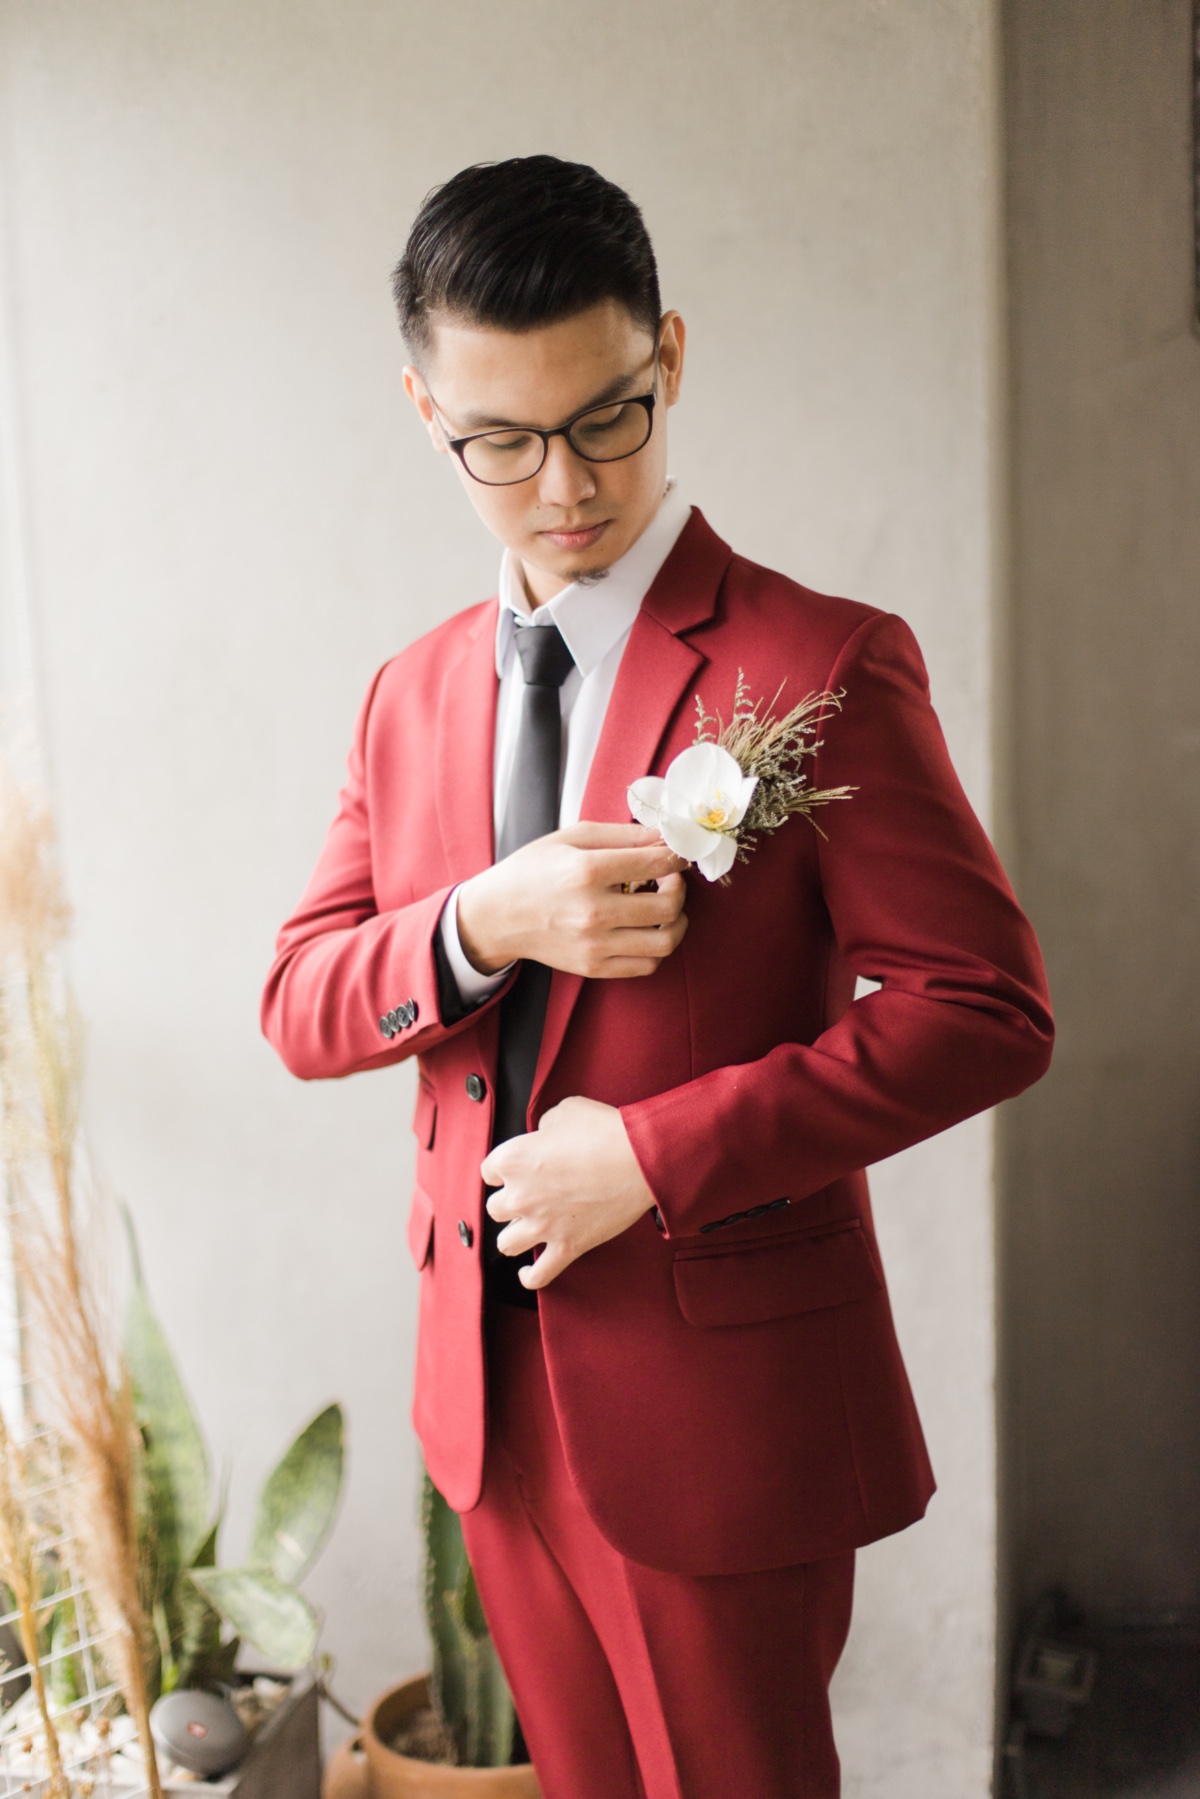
[{"xmin": 495, "ymin": 480, "xmax": 691, "ymax": 680}]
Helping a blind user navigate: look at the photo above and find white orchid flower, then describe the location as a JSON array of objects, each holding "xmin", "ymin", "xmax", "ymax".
[{"xmin": 628, "ymin": 742, "xmax": 758, "ymax": 882}]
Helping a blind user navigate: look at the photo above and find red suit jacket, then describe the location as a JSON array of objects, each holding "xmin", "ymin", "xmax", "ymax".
[{"xmin": 263, "ymin": 510, "xmax": 1053, "ymax": 1575}]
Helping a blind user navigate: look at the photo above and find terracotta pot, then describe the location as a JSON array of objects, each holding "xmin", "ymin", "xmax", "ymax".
[
  {"xmin": 323, "ymin": 1733, "xmax": 370, "ymax": 1799},
  {"xmin": 322, "ymin": 1678, "xmax": 540, "ymax": 1799}
]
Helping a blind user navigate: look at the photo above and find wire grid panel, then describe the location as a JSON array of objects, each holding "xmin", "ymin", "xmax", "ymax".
[{"xmin": 0, "ymin": 1218, "xmax": 152, "ymax": 1798}]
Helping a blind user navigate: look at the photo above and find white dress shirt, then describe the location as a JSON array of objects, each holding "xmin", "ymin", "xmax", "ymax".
[{"xmin": 440, "ymin": 480, "xmax": 692, "ymax": 1005}]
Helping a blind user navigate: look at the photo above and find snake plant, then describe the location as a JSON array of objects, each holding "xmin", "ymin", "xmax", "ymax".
[{"xmin": 124, "ymin": 1216, "xmax": 345, "ymax": 1696}]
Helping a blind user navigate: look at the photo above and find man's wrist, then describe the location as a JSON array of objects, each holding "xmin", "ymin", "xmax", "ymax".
[
  {"xmin": 455, "ymin": 871, "xmax": 515, "ymax": 977},
  {"xmin": 439, "ymin": 884, "xmax": 513, "ymax": 1003}
]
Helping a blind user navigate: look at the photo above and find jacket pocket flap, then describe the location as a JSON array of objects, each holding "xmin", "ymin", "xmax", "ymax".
[
  {"xmin": 673, "ymin": 1221, "xmax": 881, "ymax": 1328},
  {"xmin": 413, "ymin": 1081, "xmax": 437, "ymax": 1150},
  {"xmin": 407, "ymin": 1184, "xmax": 435, "ymax": 1271}
]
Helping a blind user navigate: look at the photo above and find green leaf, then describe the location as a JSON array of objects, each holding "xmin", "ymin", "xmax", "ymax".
[
  {"xmin": 172, "ymin": 1561, "xmax": 225, "ymax": 1688},
  {"xmin": 188, "ymin": 1568, "xmax": 317, "ymax": 1670},
  {"xmin": 152, "ymin": 1598, "xmax": 177, "ymax": 1698},
  {"xmin": 249, "ymin": 1404, "xmax": 344, "ymax": 1585},
  {"xmin": 473, "ymin": 1634, "xmax": 515, "ymax": 1768},
  {"xmin": 189, "ymin": 1517, "xmax": 220, "ymax": 1571},
  {"xmin": 49, "ymin": 1607, "xmax": 83, "ymax": 1709},
  {"xmin": 423, "ymin": 1473, "xmax": 470, "ymax": 1747},
  {"xmin": 421, "ymin": 1470, "xmax": 515, "ymax": 1767},
  {"xmin": 198, "ymin": 1633, "xmax": 242, "ymax": 1689},
  {"xmin": 443, "ymin": 1562, "xmax": 512, "ymax": 1766},
  {"xmin": 123, "ymin": 1209, "xmax": 212, "ymax": 1572}
]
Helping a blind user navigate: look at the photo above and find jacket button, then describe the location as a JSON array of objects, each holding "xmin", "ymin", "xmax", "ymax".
[
  {"xmin": 465, "ymin": 1074, "xmax": 487, "ymax": 1102},
  {"xmin": 457, "ymin": 1220, "xmax": 473, "ymax": 1248},
  {"xmin": 379, "ymin": 1016, "xmax": 395, "ymax": 1039}
]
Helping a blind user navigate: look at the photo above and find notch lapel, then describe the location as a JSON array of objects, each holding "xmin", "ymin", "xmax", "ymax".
[
  {"xmin": 530, "ymin": 510, "xmax": 734, "ymax": 1112},
  {"xmin": 434, "ymin": 600, "xmax": 500, "ymax": 881}
]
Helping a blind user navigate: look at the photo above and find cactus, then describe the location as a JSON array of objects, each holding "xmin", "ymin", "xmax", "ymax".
[{"xmin": 422, "ymin": 1471, "xmax": 516, "ymax": 1768}]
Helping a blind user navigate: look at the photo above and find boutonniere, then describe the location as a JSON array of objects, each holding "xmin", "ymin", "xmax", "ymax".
[{"xmin": 627, "ymin": 673, "xmax": 856, "ymax": 882}]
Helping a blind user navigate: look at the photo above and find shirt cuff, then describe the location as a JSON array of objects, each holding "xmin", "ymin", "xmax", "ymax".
[{"xmin": 438, "ymin": 885, "xmax": 514, "ymax": 1008}]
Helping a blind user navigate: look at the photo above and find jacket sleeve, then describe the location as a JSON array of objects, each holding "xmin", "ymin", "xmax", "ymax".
[
  {"xmin": 261, "ymin": 665, "xmax": 510, "ymax": 1081},
  {"xmin": 620, "ymin": 611, "xmax": 1054, "ymax": 1236}
]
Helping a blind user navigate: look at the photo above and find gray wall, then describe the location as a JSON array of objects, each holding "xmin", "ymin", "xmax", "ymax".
[
  {"xmin": 0, "ymin": 3, "xmax": 1005, "ymax": 1790},
  {"xmin": 1001, "ymin": 0, "xmax": 1200, "ymax": 1620}
]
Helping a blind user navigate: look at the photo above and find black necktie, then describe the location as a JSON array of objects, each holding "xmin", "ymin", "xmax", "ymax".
[{"xmin": 487, "ymin": 621, "xmax": 576, "ymax": 1308}]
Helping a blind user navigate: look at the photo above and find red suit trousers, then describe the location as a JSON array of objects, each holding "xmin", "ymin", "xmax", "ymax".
[{"xmin": 461, "ymin": 1306, "xmax": 855, "ymax": 1799}]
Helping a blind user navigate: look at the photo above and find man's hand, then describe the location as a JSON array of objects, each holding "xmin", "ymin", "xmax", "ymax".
[
  {"xmin": 456, "ymin": 822, "xmax": 689, "ymax": 978},
  {"xmin": 481, "ymin": 1096, "xmax": 657, "ymax": 1289}
]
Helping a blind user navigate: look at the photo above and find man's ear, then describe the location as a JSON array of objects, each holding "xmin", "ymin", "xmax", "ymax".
[
  {"xmin": 402, "ymin": 365, "xmax": 449, "ymax": 454},
  {"xmin": 657, "ymin": 312, "xmax": 686, "ymax": 409}
]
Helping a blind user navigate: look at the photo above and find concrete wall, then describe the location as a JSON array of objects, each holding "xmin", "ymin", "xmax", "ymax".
[
  {"xmin": 1001, "ymin": 0, "xmax": 1200, "ymax": 1621},
  {"xmin": 0, "ymin": 4, "xmax": 1005, "ymax": 1790}
]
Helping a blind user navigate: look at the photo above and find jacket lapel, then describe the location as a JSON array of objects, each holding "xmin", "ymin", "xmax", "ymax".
[
  {"xmin": 434, "ymin": 599, "xmax": 499, "ymax": 880},
  {"xmin": 531, "ymin": 510, "xmax": 734, "ymax": 1110}
]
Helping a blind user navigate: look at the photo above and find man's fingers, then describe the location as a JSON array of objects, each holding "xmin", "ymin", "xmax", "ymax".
[
  {"xmin": 599, "ymin": 886, "xmax": 686, "ymax": 929},
  {"xmin": 594, "ymin": 955, "xmax": 677, "ymax": 979},
  {"xmin": 584, "ymin": 843, "xmax": 691, "ymax": 887},
  {"xmin": 619, "ymin": 870, "xmax": 687, "ymax": 912},
  {"xmin": 613, "ymin": 926, "xmax": 686, "ymax": 959},
  {"xmin": 653, "ymin": 871, "xmax": 688, "ymax": 900},
  {"xmin": 594, "ymin": 912, "xmax": 690, "ymax": 976},
  {"xmin": 520, "ymin": 1242, "xmax": 573, "ymax": 1289},
  {"xmin": 481, "ymin": 1129, "xmax": 537, "ymax": 1190},
  {"xmin": 484, "ymin": 1186, "xmax": 515, "ymax": 1221},
  {"xmin": 602, "ymin": 916, "xmax": 690, "ymax": 962},
  {"xmin": 496, "ymin": 1217, "xmax": 541, "ymax": 1257},
  {"xmin": 557, "ymin": 821, "xmax": 663, "ymax": 850},
  {"xmin": 481, "ymin": 1151, "xmax": 518, "ymax": 1192}
]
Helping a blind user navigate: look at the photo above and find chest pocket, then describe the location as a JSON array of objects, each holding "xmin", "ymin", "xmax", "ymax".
[{"xmin": 673, "ymin": 1219, "xmax": 882, "ymax": 1328}]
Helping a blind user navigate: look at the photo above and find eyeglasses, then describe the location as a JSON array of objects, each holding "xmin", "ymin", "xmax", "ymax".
[{"xmin": 429, "ymin": 389, "xmax": 658, "ymax": 486}]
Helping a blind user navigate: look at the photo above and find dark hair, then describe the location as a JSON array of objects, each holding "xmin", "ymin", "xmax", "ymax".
[{"xmin": 392, "ymin": 156, "xmax": 661, "ymax": 363}]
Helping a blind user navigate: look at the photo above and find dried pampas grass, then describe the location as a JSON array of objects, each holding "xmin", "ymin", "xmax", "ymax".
[
  {"xmin": 0, "ymin": 759, "xmax": 70, "ymax": 957},
  {"xmin": 0, "ymin": 754, "xmax": 162, "ymax": 1798},
  {"xmin": 0, "ymin": 1410, "xmax": 69, "ymax": 1798}
]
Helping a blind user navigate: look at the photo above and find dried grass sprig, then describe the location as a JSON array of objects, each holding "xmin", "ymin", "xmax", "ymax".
[
  {"xmin": 694, "ymin": 671, "xmax": 857, "ymax": 859},
  {"xmin": 11, "ymin": 1169, "xmax": 160, "ymax": 1799},
  {"xmin": 0, "ymin": 1408, "xmax": 69, "ymax": 1798},
  {"xmin": 0, "ymin": 758, "xmax": 162, "ymax": 1798},
  {"xmin": 0, "ymin": 763, "xmax": 70, "ymax": 958}
]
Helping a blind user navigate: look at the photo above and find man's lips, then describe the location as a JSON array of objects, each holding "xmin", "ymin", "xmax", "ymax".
[{"xmin": 538, "ymin": 520, "xmax": 611, "ymax": 552}]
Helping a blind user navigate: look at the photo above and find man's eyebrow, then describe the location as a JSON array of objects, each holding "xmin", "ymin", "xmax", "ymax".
[{"xmin": 449, "ymin": 366, "xmax": 651, "ymax": 434}]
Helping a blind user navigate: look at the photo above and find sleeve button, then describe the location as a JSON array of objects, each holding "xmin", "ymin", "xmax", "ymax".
[
  {"xmin": 465, "ymin": 1074, "xmax": 487, "ymax": 1102},
  {"xmin": 457, "ymin": 1220, "xmax": 473, "ymax": 1248}
]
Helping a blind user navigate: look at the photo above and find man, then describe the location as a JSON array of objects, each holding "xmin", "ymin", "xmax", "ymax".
[{"xmin": 262, "ymin": 156, "xmax": 1053, "ymax": 1797}]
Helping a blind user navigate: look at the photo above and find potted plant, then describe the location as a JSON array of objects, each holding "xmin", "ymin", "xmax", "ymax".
[
  {"xmin": 124, "ymin": 1220, "xmax": 344, "ymax": 1690},
  {"xmin": 323, "ymin": 1475, "xmax": 539, "ymax": 1798},
  {"xmin": 0, "ymin": 754, "xmax": 343, "ymax": 1796},
  {"xmin": 123, "ymin": 1218, "xmax": 345, "ymax": 1793}
]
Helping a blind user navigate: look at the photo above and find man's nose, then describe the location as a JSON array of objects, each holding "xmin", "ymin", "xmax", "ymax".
[{"xmin": 536, "ymin": 434, "xmax": 597, "ymax": 508}]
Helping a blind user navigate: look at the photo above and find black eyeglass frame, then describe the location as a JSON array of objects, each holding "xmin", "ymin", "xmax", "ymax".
[{"xmin": 429, "ymin": 389, "xmax": 658, "ymax": 487}]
